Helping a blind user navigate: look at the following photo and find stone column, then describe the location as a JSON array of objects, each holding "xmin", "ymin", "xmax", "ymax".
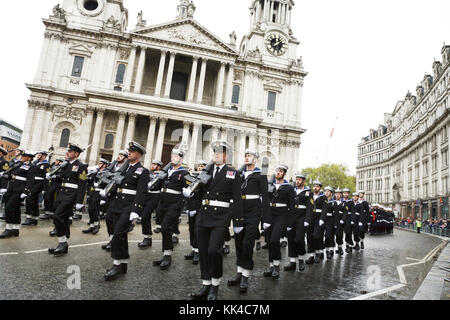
[
  {"xmin": 30, "ymin": 104, "xmax": 48, "ymax": 151},
  {"xmin": 155, "ymin": 50, "xmax": 167, "ymax": 97},
  {"xmin": 256, "ymin": 1, "xmax": 261, "ymax": 22},
  {"xmin": 124, "ymin": 46, "xmax": 137, "ymax": 92},
  {"xmin": 113, "ymin": 111, "xmax": 126, "ymax": 158},
  {"xmin": 270, "ymin": 1, "xmax": 274, "ymax": 21},
  {"xmin": 224, "ymin": 63, "xmax": 234, "ymax": 107},
  {"xmin": 34, "ymin": 33, "xmax": 52, "ymax": 84},
  {"xmin": 182, "ymin": 121, "xmax": 191, "ymax": 146},
  {"xmin": 238, "ymin": 130, "xmax": 247, "ymax": 163},
  {"xmin": 220, "ymin": 127, "xmax": 228, "ymax": 143},
  {"xmin": 89, "ymin": 108, "xmax": 105, "ymax": 165},
  {"xmin": 249, "ymin": 130, "xmax": 257, "ymax": 150},
  {"xmin": 154, "ymin": 117, "xmax": 168, "ymax": 161},
  {"xmin": 44, "ymin": 35, "xmax": 60, "ymax": 86},
  {"xmin": 80, "ymin": 107, "xmax": 94, "ymax": 163},
  {"xmin": 208, "ymin": 125, "xmax": 220, "ymax": 159},
  {"xmin": 188, "ymin": 56, "xmax": 199, "ymax": 102},
  {"xmin": 124, "ymin": 113, "xmax": 137, "ymax": 144},
  {"xmin": 134, "ymin": 47, "xmax": 147, "ymax": 93},
  {"xmin": 215, "ymin": 62, "xmax": 226, "ymax": 107},
  {"xmin": 190, "ymin": 122, "xmax": 201, "ymax": 167},
  {"xmin": 196, "ymin": 58, "xmax": 208, "ymax": 104},
  {"xmin": 40, "ymin": 106, "xmax": 54, "ymax": 151},
  {"xmin": 21, "ymin": 103, "xmax": 36, "ymax": 149},
  {"xmin": 51, "ymin": 37, "xmax": 69, "ymax": 87},
  {"xmin": 164, "ymin": 52, "xmax": 177, "ymax": 98},
  {"xmin": 100, "ymin": 45, "xmax": 112, "ymax": 87},
  {"xmin": 144, "ymin": 115, "xmax": 158, "ymax": 167},
  {"xmin": 105, "ymin": 45, "xmax": 118, "ymax": 89}
]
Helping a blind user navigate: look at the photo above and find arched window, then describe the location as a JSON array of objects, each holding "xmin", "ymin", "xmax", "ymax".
[
  {"xmin": 59, "ymin": 129, "xmax": 70, "ymax": 148},
  {"xmin": 115, "ymin": 64, "xmax": 126, "ymax": 84},
  {"xmin": 104, "ymin": 134, "xmax": 114, "ymax": 149},
  {"xmin": 232, "ymin": 85, "xmax": 240, "ymax": 104}
]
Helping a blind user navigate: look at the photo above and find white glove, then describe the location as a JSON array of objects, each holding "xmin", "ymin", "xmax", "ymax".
[
  {"xmin": 189, "ymin": 210, "xmax": 197, "ymax": 217},
  {"xmin": 129, "ymin": 212, "xmax": 139, "ymax": 221},
  {"xmin": 351, "ymin": 221, "xmax": 354, "ymax": 225},
  {"xmin": 94, "ymin": 183, "xmax": 99, "ymax": 188},
  {"xmin": 75, "ymin": 204, "xmax": 84, "ymax": 211},
  {"xmin": 368, "ymin": 223, "xmax": 371, "ymax": 226},
  {"xmin": 233, "ymin": 227, "xmax": 243, "ymax": 234},
  {"xmin": 340, "ymin": 220, "xmax": 344, "ymax": 225},
  {"xmin": 304, "ymin": 221, "xmax": 309, "ymax": 227},
  {"xmin": 358, "ymin": 222, "xmax": 363, "ymax": 227},
  {"xmin": 319, "ymin": 220, "xmax": 324, "ymax": 226},
  {"xmin": 147, "ymin": 181, "xmax": 153, "ymax": 189},
  {"xmin": 0, "ymin": 188, "xmax": 7, "ymax": 195},
  {"xmin": 0, "ymin": 172, "xmax": 3, "ymax": 177},
  {"xmin": 46, "ymin": 173, "xmax": 51, "ymax": 180},
  {"xmin": 100, "ymin": 200, "xmax": 106, "ymax": 206},
  {"xmin": 42, "ymin": 191, "xmax": 46, "ymax": 195},
  {"xmin": 287, "ymin": 227, "xmax": 292, "ymax": 232},
  {"xmin": 263, "ymin": 223, "xmax": 271, "ymax": 230},
  {"xmin": 99, "ymin": 190, "xmax": 106, "ymax": 198},
  {"xmin": 20, "ymin": 193, "xmax": 28, "ymax": 199},
  {"xmin": 182, "ymin": 187, "xmax": 192, "ymax": 198}
]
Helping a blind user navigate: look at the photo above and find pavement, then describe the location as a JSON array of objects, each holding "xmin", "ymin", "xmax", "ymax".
[{"xmin": 0, "ymin": 207, "xmax": 446, "ymax": 300}]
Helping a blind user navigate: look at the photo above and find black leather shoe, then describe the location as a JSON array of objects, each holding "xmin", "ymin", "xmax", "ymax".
[
  {"xmin": 160, "ymin": 255, "xmax": 172, "ymax": 270},
  {"xmin": 263, "ymin": 267, "xmax": 274, "ymax": 277},
  {"xmin": 172, "ymin": 236, "xmax": 179, "ymax": 245},
  {"xmin": 49, "ymin": 228, "xmax": 57, "ymax": 237},
  {"xmin": 360, "ymin": 242, "xmax": 365, "ymax": 250},
  {"xmin": 92, "ymin": 225, "xmax": 100, "ymax": 235},
  {"xmin": 345, "ymin": 246, "xmax": 352, "ymax": 254},
  {"xmin": 52, "ymin": 242, "xmax": 68, "ymax": 256},
  {"xmin": 22, "ymin": 218, "xmax": 38, "ymax": 226},
  {"xmin": 281, "ymin": 240, "xmax": 287, "ymax": 248},
  {"xmin": 354, "ymin": 243, "xmax": 360, "ymax": 251},
  {"xmin": 239, "ymin": 276, "xmax": 249, "ymax": 293},
  {"xmin": 184, "ymin": 251, "xmax": 195, "ymax": 260},
  {"xmin": 298, "ymin": 260, "xmax": 305, "ymax": 271},
  {"xmin": 82, "ymin": 227, "xmax": 94, "ymax": 234},
  {"xmin": 223, "ymin": 245, "xmax": 230, "ymax": 255},
  {"xmin": 152, "ymin": 258, "xmax": 162, "ymax": 266},
  {"xmin": 284, "ymin": 262, "xmax": 296, "ymax": 271},
  {"xmin": 101, "ymin": 241, "xmax": 112, "ymax": 251},
  {"xmin": 104, "ymin": 264, "xmax": 126, "ymax": 281},
  {"xmin": 127, "ymin": 223, "xmax": 135, "ymax": 233},
  {"xmin": 40, "ymin": 214, "xmax": 51, "ymax": 220},
  {"xmin": 138, "ymin": 238, "xmax": 152, "ymax": 248},
  {"xmin": 314, "ymin": 254, "xmax": 321, "ymax": 264},
  {"xmin": 192, "ymin": 252, "xmax": 199, "ymax": 265},
  {"xmin": 72, "ymin": 214, "xmax": 81, "ymax": 221},
  {"xmin": 153, "ymin": 227, "xmax": 161, "ymax": 234},
  {"xmin": 305, "ymin": 256, "xmax": 315, "ymax": 264},
  {"xmin": 255, "ymin": 241, "xmax": 261, "ymax": 251},
  {"xmin": 262, "ymin": 243, "xmax": 269, "ymax": 250},
  {"xmin": 330, "ymin": 250, "xmax": 335, "ymax": 257},
  {"xmin": 320, "ymin": 253, "xmax": 325, "ymax": 260},
  {"xmin": 227, "ymin": 273, "xmax": 242, "ymax": 286},
  {"xmin": 326, "ymin": 251, "xmax": 332, "ymax": 259},
  {"xmin": 0, "ymin": 229, "xmax": 18, "ymax": 239},
  {"xmin": 136, "ymin": 218, "xmax": 142, "ymax": 224},
  {"xmin": 336, "ymin": 248, "xmax": 344, "ymax": 255},
  {"xmin": 272, "ymin": 265, "xmax": 280, "ymax": 279},
  {"xmin": 106, "ymin": 263, "xmax": 127, "ymax": 274},
  {"xmin": 207, "ymin": 285, "xmax": 219, "ymax": 300},
  {"xmin": 190, "ymin": 285, "xmax": 211, "ymax": 300}
]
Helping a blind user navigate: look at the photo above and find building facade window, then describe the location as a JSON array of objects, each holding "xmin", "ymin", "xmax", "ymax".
[
  {"xmin": 104, "ymin": 134, "xmax": 114, "ymax": 149},
  {"xmin": 71, "ymin": 56, "xmax": 85, "ymax": 78},
  {"xmin": 115, "ymin": 64, "xmax": 126, "ymax": 84},
  {"xmin": 59, "ymin": 129, "xmax": 70, "ymax": 148},
  {"xmin": 232, "ymin": 85, "xmax": 240, "ymax": 104},
  {"xmin": 267, "ymin": 91, "xmax": 276, "ymax": 111}
]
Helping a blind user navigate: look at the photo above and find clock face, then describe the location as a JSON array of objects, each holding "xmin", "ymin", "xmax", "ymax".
[{"xmin": 265, "ymin": 33, "xmax": 287, "ymax": 56}]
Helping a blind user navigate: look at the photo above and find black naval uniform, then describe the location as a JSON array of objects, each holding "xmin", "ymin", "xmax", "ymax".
[
  {"xmin": 0, "ymin": 156, "xmax": 8, "ymax": 189},
  {"xmin": 334, "ymin": 199, "xmax": 349, "ymax": 254},
  {"xmin": 1, "ymin": 161, "xmax": 30, "ymax": 237},
  {"xmin": 312, "ymin": 192, "xmax": 327, "ymax": 261},
  {"xmin": 85, "ymin": 169, "xmax": 107, "ymax": 233},
  {"xmin": 286, "ymin": 186, "xmax": 313, "ymax": 270},
  {"xmin": 348, "ymin": 199, "xmax": 363, "ymax": 250},
  {"xmin": 264, "ymin": 180, "xmax": 295, "ymax": 277},
  {"xmin": 43, "ymin": 163, "xmax": 62, "ymax": 216},
  {"xmin": 192, "ymin": 164, "xmax": 243, "ymax": 299},
  {"xmin": 185, "ymin": 171, "xmax": 203, "ymax": 261},
  {"xmin": 52, "ymin": 159, "xmax": 88, "ymax": 239},
  {"xmin": 24, "ymin": 160, "xmax": 50, "ymax": 223},
  {"xmin": 153, "ymin": 165, "xmax": 189, "ymax": 267},
  {"xmin": 230, "ymin": 168, "xmax": 269, "ymax": 287},
  {"xmin": 358, "ymin": 199, "xmax": 370, "ymax": 248},
  {"xmin": 109, "ymin": 162, "xmax": 149, "ymax": 261},
  {"xmin": 139, "ymin": 169, "xmax": 162, "ymax": 247},
  {"xmin": 342, "ymin": 198, "xmax": 355, "ymax": 250},
  {"xmin": 321, "ymin": 198, "xmax": 337, "ymax": 258}
]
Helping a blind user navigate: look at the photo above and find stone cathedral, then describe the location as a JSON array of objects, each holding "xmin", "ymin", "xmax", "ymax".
[{"xmin": 22, "ymin": 0, "xmax": 307, "ymax": 177}]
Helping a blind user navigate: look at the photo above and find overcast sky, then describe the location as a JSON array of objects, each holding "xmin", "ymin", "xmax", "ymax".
[{"xmin": 0, "ymin": 0, "xmax": 449, "ymax": 174}]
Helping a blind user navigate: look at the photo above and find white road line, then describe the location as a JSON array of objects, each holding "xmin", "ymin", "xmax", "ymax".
[
  {"xmin": 0, "ymin": 252, "xmax": 19, "ymax": 256},
  {"xmin": 349, "ymin": 284, "xmax": 406, "ymax": 300},
  {"xmin": 405, "ymin": 257, "xmax": 422, "ymax": 262}
]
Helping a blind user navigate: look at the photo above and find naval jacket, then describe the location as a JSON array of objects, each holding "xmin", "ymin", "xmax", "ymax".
[
  {"xmin": 0, "ymin": 157, "xmax": 8, "ymax": 189},
  {"xmin": 26, "ymin": 160, "xmax": 51, "ymax": 194},
  {"xmin": 267, "ymin": 180, "xmax": 295, "ymax": 225},
  {"xmin": 240, "ymin": 168, "xmax": 270, "ymax": 222},
  {"xmin": 55, "ymin": 159, "xmax": 88, "ymax": 205},
  {"xmin": 5, "ymin": 161, "xmax": 31, "ymax": 194},
  {"xmin": 158, "ymin": 166, "xmax": 189, "ymax": 210},
  {"xmin": 293, "ymin": 186, "xmax": 314, "ymax": 226}
]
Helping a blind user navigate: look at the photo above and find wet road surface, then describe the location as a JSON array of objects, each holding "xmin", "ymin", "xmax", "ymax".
[{"xmin": 0, "ymin": 209, "xmax": 444, "ymax": 300}]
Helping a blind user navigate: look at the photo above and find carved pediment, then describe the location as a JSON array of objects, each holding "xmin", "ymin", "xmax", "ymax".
[
  {"xmin": 133, "ymin": 19, "xmax": 237, "ymax": 54},
  {"xmin": 263, "ymin": 80, "xmax": 283, "ymax": 93},
  {"xmin": 68, "ymin": 44, "xmax": 93, "ymax": 57}
]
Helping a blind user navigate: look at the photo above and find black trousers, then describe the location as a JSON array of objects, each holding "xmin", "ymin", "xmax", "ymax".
[
  {"xmin": 5, "ymin": 192, "xmax": 22, "ymax": 225},
  {"xmin": 306, "ymin": 225, "xmax": 315, "ymax": 253},
  {"xmin": 359, "ymin": 223, "xmax": 367, "ymax": 240},
  {"xmin": 197, "ymin": 225, "xmax": 227, "ymax": 280},
  {"xmin": 323, "ymin": 221, "xmax": 335, "ymax": 248},
  {"xmin": 25, "ymin": 191, "xmax": 41, "ymax": 218},
  {"xmin": 44, "ymin": 183, "xmax": 58, "ymax": 213},
  {"xmin": 188, "ymin": 213, "xmax": 198, "ymax": 249},
  {"xmin": 352, "ymin": 224, "xmax": 360, "ymax": 243},
  {"xmin": 110, "ymin": 209, "xmax": 132, "ymax": 260},
  {"xmin": 313, "ymin": 222, "xmax": 325, "ymax": 251},
  {"xmin": 344, "ymin": 223, "xmax": 354, "ymax": 246},
  {"xmin": 335, "ymin": 222, "xmax": 345, "ymax": 246},
  {"xmin": 266, "ymin": 214, "xmax": 287, "ymax": 263},
  {"xmin": 161, "ymin": 206, "xmax": 182, "ymax": 252},
  {"xmin": 87, "ymin": 191, "xmax": 101, "ymax": 224},
  {"xmin": 155, "ymin": 207, "xmax": 163, "ymax": 227},
  {"xmin": 53, "ymin": 199, "xmax": 74, "ymax": 238},
  {"xmin": 234, "ymin": 216, "xmax": 260, "ymax": 270},
  {"xmin": 105, "ymin": 205, "xmax": 115, "ymax": 236},
  {"xmin": 287, "ymin": 214, "xmax": 306, "ymax": 258},
  {"xmin": 141, "ymin": 196, "xmax": 159, "ymax": 236}
]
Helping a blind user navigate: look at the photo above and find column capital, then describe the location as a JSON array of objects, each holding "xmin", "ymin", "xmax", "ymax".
[
  {"xmin": 201, "ymin": 57, "xmax": 209, "ymax": 63},
  {"xmin": 183, "ymin": 120, "xmax": 192, "ymax": 129},
  {"xmin": 159, "ymin": 116, "xmax": 169, "ymax": 123},
  {"xmin": 139, "ymin": 45, "xmax": 147, "ymax": 51},
  {"xmin": 193, "ymin": 121, "xmax": 202, "ymax": 128},
  {"xmin": 128, "ymin": 112, "xmax": 137, "ymax": 120},
  {"xmin": 169, "ymin": 51, "xmax": 177, "ymax": 57},
  {"xmin": 118, "ymin": 111, "xmax": 126, "ymax": 120},
  {"xmin": 220, "ymin": 61, "xmax": 227, "ymax": 67},
  {"xmin": 149, "ymin": 114, "xmax": 158, "ymax": 122},
  {"xmin": 192, "ymin": 55, "xmax": 200, "ymax": 62},
  {"xmin": 96, "ymin": 107, "xmax": 106, "ymax": 116},
  {"xmin": 160, "ymin": 49, "xmax": 168, "ymax": 55},
  {"xmin": 86, "ymin": 106, "xmax": 95, "ymax": 115}
]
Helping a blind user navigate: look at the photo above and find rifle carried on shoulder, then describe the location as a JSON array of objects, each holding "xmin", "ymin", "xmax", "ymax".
[
  {"xmin": 183, "ymin": 161, "xmax": 214, "ymax": 194},
  {"xmin": 148, "ymin": 162, "xmax": 172, "ymax": 191},
  {"xmin": 103, "ymin": 160, "xmax": 130, "ymax": 198}
]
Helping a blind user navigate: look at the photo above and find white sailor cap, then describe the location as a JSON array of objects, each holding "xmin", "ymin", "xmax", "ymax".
[
  {"xmin": 128, "ymin": 141, "xmax": 146, "ymax": 155},
  {"xmin": 324, "ymin": 186, "xmax": 334, "ymax": 192},
  {"xmin": 295, "ymin": 173, "xmax": 307, "ymax": 179},
  {"xmin": 196, "ymin": 160, "xmax": 208, "ymax": 166},
  {"xmin": 244, "ymin": 149, "xmax": 260, "ymax": 158},
  {"xmin": 118, "ymin": 150, "xmax": 128, "ymax": 157},
  {"xmin": 276, "ymin": 164, "xmax": 288, "ymax": 172},
  {"xmin": 152, "ymin": 160, "xmax": 163, "ymax": 166},
  {"xmin": 312, "ymin": 180, "xmax": 322, "ymax": 186}
]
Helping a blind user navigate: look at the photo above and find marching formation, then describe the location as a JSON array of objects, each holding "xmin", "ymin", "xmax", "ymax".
[{"xmin": 0, "ymin": 141, "xmax": 390, "ymax": 300}]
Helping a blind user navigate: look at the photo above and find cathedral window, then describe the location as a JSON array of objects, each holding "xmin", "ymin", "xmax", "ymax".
[
  {"xmin": 84, "ymin": 0, "xmax": 99, "ymax": 11},
  {"xmin": 59, "ymin": 129, "xmax": 70, "ymax": 148},
  {"xmin": 104, "ymin": 134, "xmax": 114, "ymax": 149},
  {"xmin": 71, "ymin": 56, "xmax": 84, "ymax": 78},
  {"xmin": 115, "ymin": 64, "xmax": 126, "ymax": 84},
  {"xmin": 232, "ymin": 85, "xmax": 240, "ymax": 104},
  {"xmin": 267, "ymin": 91, "xmax": 276, "ymax": 111}
]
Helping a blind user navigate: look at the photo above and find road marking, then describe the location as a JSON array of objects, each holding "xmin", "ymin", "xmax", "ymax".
[
  {"xmin": 0, "ymin": 252, "xmax": 19, "ymax": 256},
  {"xmin": 350, "ymin": 239, "xmax": 448, "ymax": 300},
  {"xmin": 405, "ymin": 257, "xmax": 422, "ymax": 262}
]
